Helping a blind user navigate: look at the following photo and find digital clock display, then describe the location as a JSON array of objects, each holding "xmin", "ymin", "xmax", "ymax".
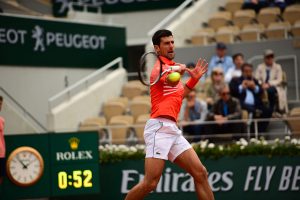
[
  {"xmin": 52, "ymin": 163, "xmax": 100, "ymax": 196},
  {"xmin": 58, "ymin": 169, "xmax": 93, "ymax": 189}
]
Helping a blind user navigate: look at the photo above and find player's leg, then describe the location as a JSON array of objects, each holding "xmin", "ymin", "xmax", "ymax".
[
  {"xmin": 124, "ymin": 158, "xmax": 165, "ymax": 200},
  {"xmin": 174, "ymin": 148, "xmax": 214, "ymax": 200}
]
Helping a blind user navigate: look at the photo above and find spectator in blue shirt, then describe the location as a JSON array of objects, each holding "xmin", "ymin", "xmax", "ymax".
[
  {"xmin": 207, "ymin": 42, "xmax": 234, "ymax": 78},
  {"xmin": 229, "ymin": 63, "xmax": 272, "ymax": 133}
]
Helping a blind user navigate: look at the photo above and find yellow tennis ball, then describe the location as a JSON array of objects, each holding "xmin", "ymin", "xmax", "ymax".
[{"xmin": 167, "ymin": 72, "xmax": 181, "ymax": 83}]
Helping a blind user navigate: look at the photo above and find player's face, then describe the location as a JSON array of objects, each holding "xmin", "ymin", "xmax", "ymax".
[{"xmin": 156, "ymin": 36, "xmax": 175, "ymax": 60}]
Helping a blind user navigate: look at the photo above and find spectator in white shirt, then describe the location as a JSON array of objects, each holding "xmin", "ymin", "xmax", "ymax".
[{"xmin": 225, "ymin": 53, "xmax": 244, "ymax": 83}]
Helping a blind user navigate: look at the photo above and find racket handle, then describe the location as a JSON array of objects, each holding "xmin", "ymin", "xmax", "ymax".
[{"xmin": 169, "ymin": 65, "xmax": 180, "ymax": 71}]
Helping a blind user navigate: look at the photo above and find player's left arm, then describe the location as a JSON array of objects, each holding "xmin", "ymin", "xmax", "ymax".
[{"xmin": 183, "ymin": 58, "xmax": 208, "ymax": 97}]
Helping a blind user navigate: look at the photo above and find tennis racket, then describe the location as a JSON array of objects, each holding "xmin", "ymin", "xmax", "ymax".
[{"xmin": 138, "ymin": 52, "xmax": 179, "ymax": 86}]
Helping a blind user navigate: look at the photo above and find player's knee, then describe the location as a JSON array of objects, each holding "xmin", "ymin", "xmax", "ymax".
[
  {"xmin": 192, "ymin": 165, "xmax": 208, "ymax": 183},
  {"xmin": 143, "ymin": 179, "xmax": 159, "ymax": 193}
]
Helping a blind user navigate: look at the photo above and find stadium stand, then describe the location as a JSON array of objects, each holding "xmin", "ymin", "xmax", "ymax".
[
  {"xmin": 102, "ymin": 101, "xmax": 126, "ymax": 122},
  {"xmin": 134, "ymin": 114, "xmax": 150, "ymax": 144},
  {"xmin": 291, "ymin": 20, "xmax": 300, "ymax": 37},
  {"xmin": 108, "ymin": 96, "xmax": 129, "ymax": 109},
  {"xmin": 215, "ymin": 25, "xmax": 240, "ymax": 43},
  {"xmin": 191, "ymin": 27, "xmax": 215, "ymax": 45},
  {"xmin": 224, "ymin": 0, "xmax": 243, "ymax": 14},
  {"xmin": 190, "ymin": 1, "xmax": 300, "ymax": 46},
  {"xmin": 264, "ymin": 21, "xmax": 291, "ymax": 40},
  {"xmin": 283, "ymin": 4, "xmax": 300, "ymax": 25},
  {"xmin": 121, "ymin": 80, "xmax": 148, "ymax": 100},
  {"xmin": 109, "ymin": 115, "xmax": 134, "ymax": 144},
  {"xmin": 238, "ymin": 23, "xmax": 265, "ymax": 41},
  {"xmin": 129, "ymin": 100, "xmax": 151, "ymax": 121},
  {"xmin": 78, "ymin": 117, "xmax": 107, "ymax": 131},
  {"xmin": 208, "ymin": 11, "xmax": 232, "ymax": 31},
  {"xmin": 232, "ymin": 9, "xmax": 256, "ymax": 28},
  {"xmin": 257, "ymin": 7, "xmax": 281, "ymax": 27},
  {"xmin": 286, "ymin": 107, "xmax": 300, "ymax": 137}
]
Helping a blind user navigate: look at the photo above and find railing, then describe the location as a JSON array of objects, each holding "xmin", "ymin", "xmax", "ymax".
[
  {"xmin": 178, "ymin": 117, "xmax": 298, "ymax": 140},
  {"xmin": 0, "ymin": 86, "xmax": 47, "ymax": 132},
  {"xmin": 79, "ymin": 116, "xmax": 300, "ymax": 144},
  {"xmin": 247, "ymin": 54, "xmax": 299, "ymax": 102},
  {"xmin": 48, "ymin": 57, "xmax": 123, "ymax": 110},
  {"xmin": 147, "ymin": 0, "xmax": 196, "ymax": 37}
]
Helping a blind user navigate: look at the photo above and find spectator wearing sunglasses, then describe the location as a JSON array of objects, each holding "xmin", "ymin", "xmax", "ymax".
[{"xmin": 206, "ymin": 85, "xmax": 244, "ymax": 142}]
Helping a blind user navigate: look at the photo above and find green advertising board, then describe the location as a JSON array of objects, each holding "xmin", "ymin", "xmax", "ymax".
[
  {"xmin": 0, "ymin": 134, "xmax": 51, "ymax": 199},
  {"xmin": 1, "ymin": 132, "xmax": 299, "ymax": 199},
  {"xmin": 0, "ymin": 131, "xmax": 100, "ymax": 199},
  {"xmin": 95, "ymin": 157, "xmax": 300, "ymax": 200},
  {"xmin": 0, "ymin": 14, "xmax": 126, "ymax": 68},
  {"xmin": 52, "ymin": 0, "xmax": 186, "ymax": 16},
  {"xmin": 50, "ymin": 132, "xmax": 100, "ymax": 196}
]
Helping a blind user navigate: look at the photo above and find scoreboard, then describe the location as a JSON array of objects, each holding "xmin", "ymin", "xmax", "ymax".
[
  {"xmin": 50, "ymin": 133, "xmax": 100, "ymax": 196},
  {"xmin": 1, "ymin": 132, "xmax": 100, "ymax": 199}
]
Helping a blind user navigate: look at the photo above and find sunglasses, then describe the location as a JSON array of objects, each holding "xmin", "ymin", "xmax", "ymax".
[
  {"xmin": 221, "ymin": 92, "xmax": 230, "ymax": 96},
  {"xmin": 265, "ymin": 55, "xmax": 274, "ymax": 59},
  {"xmin": 213, "ymin": 72, "xmax": 223, "ymax": 76}
]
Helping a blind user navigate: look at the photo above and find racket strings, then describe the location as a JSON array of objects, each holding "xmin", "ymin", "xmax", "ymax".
[{"xmin": 138, "ymin": 52, "xmax": 164, "ymax": 86}]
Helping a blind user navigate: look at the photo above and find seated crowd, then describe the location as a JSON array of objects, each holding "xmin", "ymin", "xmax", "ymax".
[
  {"xmin": 180, "ymin": 42, "xmax": 288, "ymax": 141},
  {"xmin": 242, "ymin": 0, "xmax": 295, "ymax": 13}
]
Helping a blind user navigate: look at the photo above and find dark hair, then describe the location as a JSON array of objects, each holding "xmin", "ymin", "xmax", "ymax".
[
  {"xmin": 152, "ymin": 29, "xmax": 173, "ymax": 46},
  {"xmin": 232, "ymin": 53, "xmax": 244, "ymax": 61},
  {"xmin": 241, "ymin": 63, "xmax": 253, "ymax": 72},
  {"xmin": 186, "ymin": 62, "xmax": 195, "ymax": 68},
  {"xmin": 0, "ymin": 96, "xmax": 2, "ymax": 101}
]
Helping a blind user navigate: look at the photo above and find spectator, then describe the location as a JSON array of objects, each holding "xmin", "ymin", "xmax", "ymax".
[
  {"xmin": 225, "ymin": 53, "xmax": 245, "ymax": 83},
  {"xmin": 180, "ymin": 90, "xmax": 208, "ymax": 141},
  {"xmin": 206, "ymin": 85, "xmax": 244, "ymax": 142},
  {"xmin": 0, "ymin": 96, "xmax": 5, "ymax": 185},
  {"xmin": 230, "ymin": 63, "xmax": 272, "ymax": 132},
  {"xmin": 207, "ymin": 42, "xmax": 234, "ymax": 77},
  {"xmin": 242, "ymin": 0, "xmax": 269, "ymax": 13},
  {"xmin": 204, "ymin": 67, "xmax": 226, "ymax": 110},
  {"xmin": 255, "ymin": 49, "xmax": 288, "ymax": 113},
  {"xmin": 270, "ymin": 0, "xmax": 288, "ymax": 12}
]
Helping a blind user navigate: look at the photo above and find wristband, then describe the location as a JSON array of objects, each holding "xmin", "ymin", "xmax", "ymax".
[
  {"xmin": 169, "ymin": 65, "xmax": 180, "ymax": 71},
  {"xmin": 186, "ymin": 78, "xmax": 199, "ymax": 90}
]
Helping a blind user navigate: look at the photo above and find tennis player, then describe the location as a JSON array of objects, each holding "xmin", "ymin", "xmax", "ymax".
[{"xmin": 124, "ymin": 30, "xmax": 214, "ymax": 200}]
